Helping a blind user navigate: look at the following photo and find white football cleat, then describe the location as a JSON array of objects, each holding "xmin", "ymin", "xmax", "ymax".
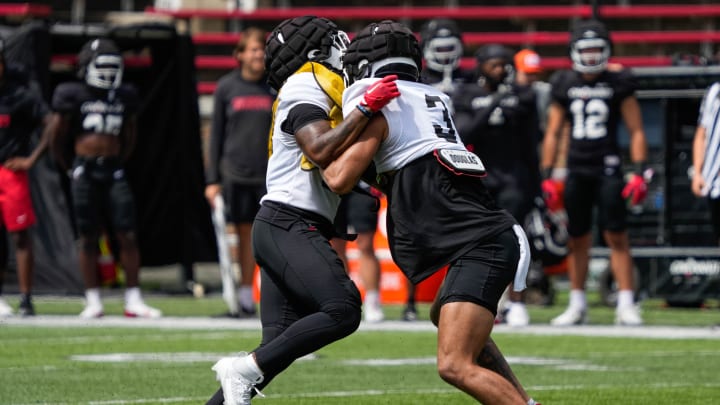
[
  {"xmin": 615, "ymin": 305, "xmax": 643, "ymax": 326},
  {"xmin": 212, "ymin": 353, "xmax": 264, "ymax": 405},
  {"xmin": 79, "ymin": 303, "xmax": 104, "ymax": 319},
  {"xmin": 505, "ymin": 303, "xmax": 530, "ymax": 327},
  {"xmin": 0, "ymin": 297, "xmax": 13, "ymax": 317},
  {"xmin": 124, "ymin": 301, "xmax": 162, "ymax": 318},
  {"xmin": 364, "ymin": 303, "xmax": 385, "ymax": 323},
  {"xmin": 550, "ymin": 307, "xmax": 587, "ymax": 326}
]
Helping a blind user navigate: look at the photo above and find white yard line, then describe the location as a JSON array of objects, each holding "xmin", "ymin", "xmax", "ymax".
[
  {"xmin": 2, "ymin": 315, "xmax": 719, "ymax": 339},
  {"xmin": 17, "ymin": 381, "xmax": 720, "ymax": 405}
]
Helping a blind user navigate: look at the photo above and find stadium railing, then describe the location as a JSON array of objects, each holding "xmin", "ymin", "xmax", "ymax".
[{"xmin": 144, "ymin": 4, "xmax": 720, "ymax": 94}]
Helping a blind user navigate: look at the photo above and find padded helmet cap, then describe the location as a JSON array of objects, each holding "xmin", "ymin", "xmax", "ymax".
[
  {"xmin": 265, "ymin": 15, "xmax": 345, "ymax": 91},
  {"xmin": 343, "ymin": 20, "xmax": 421, "ymax": 85}
]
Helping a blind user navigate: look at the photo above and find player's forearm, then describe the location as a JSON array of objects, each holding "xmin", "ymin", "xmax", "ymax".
[
  {"xmin": 629, "ymin": 129, "xmax": 648, "ymax": 164},
  {"xmin": 692, "ymin": 126, "xmax": 707, "ymax": 176},
  {"xmin": 306, "ymin": 109, "xmax": 369, "ymax": 169}
]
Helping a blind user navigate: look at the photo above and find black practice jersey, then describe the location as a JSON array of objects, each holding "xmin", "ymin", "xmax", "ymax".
[
  {"xmin": 0, "ymin": 78, "xmax": 48, "ymax": 162},
  {"xmin": 550, "ymin": 69, "xmax": 637, "ymax": 176},
  {"xmin": 51, "ymin": 82, "xmax": 139, "ymax": 138},
  {"xmin": 452, "ymin": 82, "xmax": 540, "ymax": 192},
  {"xmin": 207, "ymin": 69, "xmax": 275, "ymax": 185}
]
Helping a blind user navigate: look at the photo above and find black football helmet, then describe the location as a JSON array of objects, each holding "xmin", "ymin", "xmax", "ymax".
[
  {"xmin": 569, "ymin": 19, "xmax": 612, "ymax": 74},
  {"xmin": 77, "ymin": 38, "xmax": 123, "ymax": 90},
  {"xmin": 420, "ymin": 18, "xmax": 463, "ymax": 73},
  {"xmin": 343, "ymin": 20, "xmax": 421, "ymax": 86},
  {"xmin": 524, "ymin": 197, "xmax": 569, "ymax": 266},
  {"xmin": 265, "ymin": 15, "xmax": 349, "ymax": 91}
]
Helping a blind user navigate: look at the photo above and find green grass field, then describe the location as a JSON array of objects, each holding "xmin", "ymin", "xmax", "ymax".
[{"xmin": 1, "ymin": 292, "xmax": 719, "ymax": 405}]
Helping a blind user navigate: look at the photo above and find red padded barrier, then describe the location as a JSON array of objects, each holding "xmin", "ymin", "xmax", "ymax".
[{"xmin": 146, "ymin": 4, "xmax": 720, "ymax": 20}]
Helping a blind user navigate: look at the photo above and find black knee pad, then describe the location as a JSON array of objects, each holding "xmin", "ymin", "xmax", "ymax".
[{"xmin": 322, "ymin": 299, "xmax": 361, "ymax": 337}]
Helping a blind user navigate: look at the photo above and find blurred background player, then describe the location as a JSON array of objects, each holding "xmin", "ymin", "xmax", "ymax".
[
  {"xmin": 401, "ymin": 17, "xmax": 470, "ymax": 321},
  {"xmin": 0, "ymin": 40, "xmax": 50, "ymax": 317},
  {"xmin": 692, "ymin": 80, "xmax": 720, "ymax": 245},
  {"xmin": 541, "ymin": 19, "xmax": 647, "ymax": 326},
  {"xmin": 205, "ymin": 27, "xmax": 274, "ymax": 316},
  {"xmin": 452, "ymin": 44, "xmax": 541, "ymax": 326},
  {"xmin": 332, "ymin": 185, "xmax": 384, "ymax": 323},
  {"xmin": 47, "ymin": 38, "xmax": 161, "ymax": 319}
]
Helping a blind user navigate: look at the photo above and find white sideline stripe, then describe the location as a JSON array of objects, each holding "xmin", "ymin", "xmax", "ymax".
[
  {"xmin": 34, "ymin": 381, "xmax": 720, "ymax": 405},
  {"xmin": 2, "ymin": 315, "xmax": 719, "ymax": 339}
]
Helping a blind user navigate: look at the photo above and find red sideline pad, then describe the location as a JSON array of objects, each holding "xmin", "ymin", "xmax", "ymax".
[
  {"xmin": 195, "ymin": 55, "xmax": 674, "ymax": 95},
  {"xmin": 0, "ymin": 3, "xmax": 51, "ymax": 17},
  {"xmin": 193, "ymin": 31, "xmax": 720, "ymax": 47},
  {"xmin": 146, "ymin": 5, "xmax": 720, "ymax": 20}
]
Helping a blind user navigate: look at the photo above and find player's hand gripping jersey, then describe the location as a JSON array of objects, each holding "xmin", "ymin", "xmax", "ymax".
[{"xmin": 550, "ymin": 69, "xmax": 636, "ymax": 176}]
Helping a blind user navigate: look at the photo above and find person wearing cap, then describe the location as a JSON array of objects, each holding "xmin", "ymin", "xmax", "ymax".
[
  {"xmin": 515, "ymin": 49, "xmax": 552, "ymax": 133},
  {"xmin": 451, "ymin": 45, "xmax": 542, "ymax": 327}
]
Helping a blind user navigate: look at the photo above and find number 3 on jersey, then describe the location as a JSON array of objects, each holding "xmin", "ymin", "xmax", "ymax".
[
  {"xmin": 426, "ymin": 94, "xmax": 457, "ymax": 143},
  {"xmin": 569, "ymin": 98, "xmax": 608, "ymax": 140}
]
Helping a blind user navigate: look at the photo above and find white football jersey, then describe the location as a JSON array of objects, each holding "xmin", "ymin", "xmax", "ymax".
[
  {"xmin": 343, "ymin": 78, "xmax": 466, "ymax": 174},
  {"xmin": 261, "ymin": 72, "xmax": 341, "ymax": 221}
]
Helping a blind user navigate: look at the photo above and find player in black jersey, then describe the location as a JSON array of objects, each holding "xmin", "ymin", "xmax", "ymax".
[
  {"xmin": 324, "ymin": 20, "xmax": 540, "ymax": 405},
  {"xmin": 541, "ymin": 19, "xmax": 648, "ymax": 326},
  {"xmin": 0, "ymin": 41, "xmax": 50, "ymax": 317},
  {"xmin": 47, "ymin": 38, "xmax": 161, "ymax": 319},
  {"xmin": 452, "ymin": 43, "xmax": 541, "ymax": 327}
]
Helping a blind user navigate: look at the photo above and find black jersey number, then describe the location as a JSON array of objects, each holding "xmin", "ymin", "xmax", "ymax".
[
  {"xmin": 425, "ymin": 94, "xmax": 457, "ymax": 143},
  {"xmin": 569, "ymin": 98, "xmax": 609, "ymax": 140},
  {"xmin": 83, "ymin": 113, "xmax": 123, "ymax": 135}
]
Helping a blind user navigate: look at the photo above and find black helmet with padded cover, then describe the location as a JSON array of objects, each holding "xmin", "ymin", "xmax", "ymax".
[
  {"xmin": 265, "ymin": 15, "xmax": 348, "ymax": 91},
  {"xmin": 420, "ymin": 18, "xmax": 463, "ymax": 72},
  {"xmin": 77, "ymin": 38, "xmax": 124, "ymax": 90},
  {"xmin": 569, "ymin": 19, "xmax": 612, "ymax": 74},
  {"xmin": 343, "ymin": 20, "xmax": 421, "ymax": 86}
]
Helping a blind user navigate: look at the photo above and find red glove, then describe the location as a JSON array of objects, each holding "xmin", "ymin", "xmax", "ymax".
[
  {"xmin": 359, "ymin": 74, "xmax": 400, "ymax": 114},
  {"xmin": 541, "ymin": 179, "xmax": 563, "ymax": 212},
  {"xmin": 622, "ymin": 173, "xmax": 648, "ymax": 206}
]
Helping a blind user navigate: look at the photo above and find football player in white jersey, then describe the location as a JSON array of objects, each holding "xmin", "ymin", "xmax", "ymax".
[
  {"xmin": 207, "ymin": 16, "xmax": 400, "ymax": 405},
  {"xmin": 322, "ymin": 20, "xmax": 540, "ymax": 405}
]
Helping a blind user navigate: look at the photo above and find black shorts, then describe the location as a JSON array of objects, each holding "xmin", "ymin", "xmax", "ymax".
[
  {"xmin": 563, "ymin": 172, "xmax": 627, "ymax": 237},
  {"xmin": 334, "ymin": 191, "xmax": 378, "ymax": 234},
  {"xmin": 435, "ymin": 227, "xmax": 519, "ymax": 316},
  {"xmin": 71, "ymin": 156, "xmax": 136, "ymax": 235},
  {"xmin": 222, "ymin": 182, "xmax": 266, "ymax": 224}
]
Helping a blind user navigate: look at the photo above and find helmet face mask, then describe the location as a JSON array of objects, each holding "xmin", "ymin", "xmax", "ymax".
[
  {"xmin": 78, "ymin": 38, "xmax": 123, "ymax": 90},
  {"xmin": 420, "ymin": 18, "xmax": 463, "ymax": 73},
  {"xmin": 569, "ymin": 20, "xmax": 611, "ymax": 74},
  {"xmin": 324, "ymin": 30, "xmax": 350, "ymax": 73},
  {"xmin": 85, "ymin": 53, "xmax": 123, "ymax": 90}
]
